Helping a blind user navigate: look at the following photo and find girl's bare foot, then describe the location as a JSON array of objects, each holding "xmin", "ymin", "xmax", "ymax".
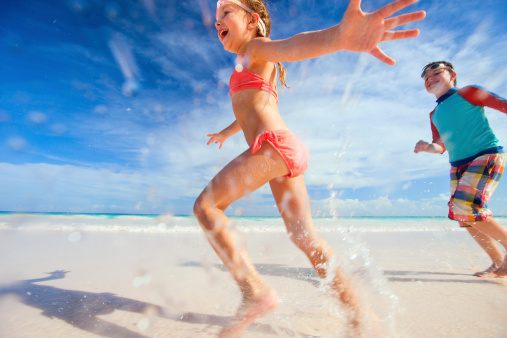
[
  {"xmin": 218, "ymin": 289, "xmax": 279, "ymax": 337},
  {"xmin": 474, "ymin": 263, "xmax": 499, "ymax": 278}
]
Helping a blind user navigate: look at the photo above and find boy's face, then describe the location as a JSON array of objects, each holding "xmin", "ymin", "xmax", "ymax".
[{"xmin": 423, "ymin": 67, "xmax": 456, "ymax": 98}]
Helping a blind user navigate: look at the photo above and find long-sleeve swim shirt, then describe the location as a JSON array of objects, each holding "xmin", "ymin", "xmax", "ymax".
[{"xmin": 429, "ymin": 85, "xmax": 507, "ymax": 166}]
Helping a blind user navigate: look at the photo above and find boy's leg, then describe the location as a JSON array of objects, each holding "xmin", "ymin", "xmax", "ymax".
[
  {"xmin": 494, "ymin": 255, "xmax": 507, "ymax": 276},
  {"xmin": 468, "ymin": 218, "xmax": 507, "ymax": 252},
  {"xmin": 449, "ymin": 153, "xmax": 506, "ymax": 276},
  {"xmin": 467, "ymin": 218, "xmax": 507, "ymax": 277},
  {"xmin": 194, "ymin": 144, "xmax": 289, "ymax": 335},
  {"xmin": 463, "ymin": 222, "xmax": 504, "ymax": 276},
  {"xmin": 269, "ymin": 175, "xmax": 362, "ymax": 326}
]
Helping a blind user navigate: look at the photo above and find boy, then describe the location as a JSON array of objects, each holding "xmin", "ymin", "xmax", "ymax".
[{"xmin": 414, "ymin": 61, "xmax": 507, "ymax": 278}]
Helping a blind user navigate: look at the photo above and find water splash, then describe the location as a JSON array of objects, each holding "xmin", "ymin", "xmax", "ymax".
[{"xmin": 108, "ymin": 32, "xmax": 142, "ymax": 97}]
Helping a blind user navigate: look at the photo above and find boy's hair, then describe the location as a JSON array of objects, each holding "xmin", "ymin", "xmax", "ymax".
[
  {"xmin": 421, "ymin": 61, "xmax": 457, "ymax": 86},
  {"xmin": 243, "ymin": 0, "xmax": 288, "ymax": 89}
]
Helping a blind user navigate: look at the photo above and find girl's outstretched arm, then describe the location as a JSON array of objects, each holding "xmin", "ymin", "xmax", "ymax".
[
  {"xmin": 207, "ymin": 120, "xmax": 242, "ymax": 149},
  {"xmin": 247, "ymin": 0, "xmax": 425, "ymax": 65}
]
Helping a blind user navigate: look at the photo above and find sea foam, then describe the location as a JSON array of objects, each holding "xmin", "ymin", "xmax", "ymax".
[{"xmin": 2, "ymin": 212, "xmax": 499, "ymax": 234}]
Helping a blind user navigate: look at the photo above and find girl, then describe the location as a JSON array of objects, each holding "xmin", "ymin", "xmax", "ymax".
[{"xmin": 193, "ymin": 0, "xmax": 425, "ymax": 336}]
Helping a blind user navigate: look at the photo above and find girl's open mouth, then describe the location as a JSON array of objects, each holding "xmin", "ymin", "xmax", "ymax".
[{"xmin": 218, "ymin": 29, "xmax": 228, "ymax": 41}]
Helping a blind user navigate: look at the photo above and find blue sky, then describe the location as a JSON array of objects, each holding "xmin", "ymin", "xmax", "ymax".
[{"xmin": 1, "ymin": 0, "xmax": 506, "ymax": 216}]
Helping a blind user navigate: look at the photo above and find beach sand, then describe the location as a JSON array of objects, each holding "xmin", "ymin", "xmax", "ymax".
[{"xmin": 1, "ymin": 229, "xmax": 506, "ymax": 337}]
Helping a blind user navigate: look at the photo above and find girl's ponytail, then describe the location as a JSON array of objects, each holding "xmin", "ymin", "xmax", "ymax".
[{"xmin": 277, "ymin": 62, "xmax": 287, "ymax": 89}]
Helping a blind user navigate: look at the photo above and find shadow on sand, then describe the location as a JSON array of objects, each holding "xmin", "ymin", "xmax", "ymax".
[
  {"xmin": 382, "ymin": 270, "xmax": 500, "ymax": 284},
  {"xmin": 185, "ymin": 261, "xmax": 500, "ymax": 286},
  {"xmin": 183, "ymin": 261, "xmax": 321, "ymax": 287},
  {"xmin": 0, "ymin": 270, "xmax": 315, "ymax": 337},
  {"xmin": 2, "ymin": 266, "xmax": 493, "ymax": 337}
]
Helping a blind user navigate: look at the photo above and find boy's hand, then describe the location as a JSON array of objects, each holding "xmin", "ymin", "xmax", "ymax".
[
  {"xmin": 414, "ymin": 140, "xmax": 429, "ymax": 153},
  {"xmin": 339, "ymin": 0, "xmax": 426, "ymax": 65},
  {"xmin": 207, "ymin": 132, "xmax": 227, "ymax": 149}
]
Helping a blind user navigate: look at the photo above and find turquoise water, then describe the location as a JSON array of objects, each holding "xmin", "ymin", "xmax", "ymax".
[{"xmin": 1, "ymin": 212, "xmax": 505, "ymax": 233}]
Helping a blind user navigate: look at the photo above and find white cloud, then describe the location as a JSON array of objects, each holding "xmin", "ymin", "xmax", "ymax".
[{"xmin": 0, "ymin": 162, "xmax": 200, "ymax": 214}]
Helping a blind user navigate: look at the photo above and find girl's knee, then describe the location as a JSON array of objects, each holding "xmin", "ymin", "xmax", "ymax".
[
  {"xmin": 193, "ymin": 194, "xmax": 211, "ymax": 226},
  {"xmin": 193, "ymin": 194, "xmax": 204, "ymax": 217},
  {"xmin": 193, "ymin": 194, "xmax": 227, "ymax": 232}
]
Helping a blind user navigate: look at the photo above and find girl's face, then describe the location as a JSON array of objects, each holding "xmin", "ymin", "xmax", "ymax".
[
  {"xmin": 215, "ymin": 3, "xmax": 251, "ymax": 53},
  {"xmin": 424, "ymin": 68, "xmax": 456, "ymax": 98}
]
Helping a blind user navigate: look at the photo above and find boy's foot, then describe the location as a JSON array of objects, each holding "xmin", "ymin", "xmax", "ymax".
[
  {"xmin": 473, "ymin": 263, "xmax": 499, "ymax": 278},
  {"xmin": 218, "ymin": 289, "xmax": 279, "ymax": 338},
  {"xmin": 493, "ymin": 255, "xmax": 507, "ymax": 278}
]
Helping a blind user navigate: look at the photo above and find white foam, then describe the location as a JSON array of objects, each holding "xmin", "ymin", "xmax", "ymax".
[{"xmin": 0, "ymin": 213, "xmax": 505, "ymax": 234}]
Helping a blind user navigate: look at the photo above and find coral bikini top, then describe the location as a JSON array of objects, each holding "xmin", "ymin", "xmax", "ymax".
[{"xmin": 229, "ymin": 67, "xmax": 278, "ymax": 104}]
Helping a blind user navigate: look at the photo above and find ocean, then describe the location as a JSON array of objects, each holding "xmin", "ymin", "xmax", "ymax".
[{"xmin": 2, "ymin": 212, "xmax": 505, "ymax": 234}]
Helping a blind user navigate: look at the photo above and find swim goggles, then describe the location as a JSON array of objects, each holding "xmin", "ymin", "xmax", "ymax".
[
  {"xmin": 421, "ymin": 62, "xmax": 455, "ymax": 78},
  {"xmin": 216, "ymin": 0, "xmax": 267, "ymax": 37}
]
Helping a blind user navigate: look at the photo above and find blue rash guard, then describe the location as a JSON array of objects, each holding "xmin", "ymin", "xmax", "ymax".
[{"xmin": 429, "ymin": 85, "xmax": 507, "ymax": 166}]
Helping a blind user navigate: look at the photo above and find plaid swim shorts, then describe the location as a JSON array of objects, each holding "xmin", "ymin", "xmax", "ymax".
[{"xmin": 448, "ymin": 153, "xmax": 505, "ymax": 225}]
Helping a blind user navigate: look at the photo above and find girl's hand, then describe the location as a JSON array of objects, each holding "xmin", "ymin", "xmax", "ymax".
[
  {"xmin": 339, "ymin": 0, "xmax": 426, "ymax": 65},
  {"xmin": 207, "ymin": 132, "xmax": 228, "ymax": 149}
]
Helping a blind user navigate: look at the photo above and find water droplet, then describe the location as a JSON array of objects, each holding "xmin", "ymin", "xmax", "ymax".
[{"xmin": 122, "ymin": 79, "xmax": 141, "ymax": 97}]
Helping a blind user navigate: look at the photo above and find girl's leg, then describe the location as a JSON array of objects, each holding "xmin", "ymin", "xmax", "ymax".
[
  {"xmin": 193, "ymin": 144, "xmax": 289, "ymax": 334},
  {"xmin": 463, "ymin": 222, "xmax": 504, "ymax": 276},
  {"xmin": 269, "ymin": 176, "xmax": 361, "ymax": 324},
  {"xmin": 467, "ymin": 218, "xmax": 507, "ymax": 276}
]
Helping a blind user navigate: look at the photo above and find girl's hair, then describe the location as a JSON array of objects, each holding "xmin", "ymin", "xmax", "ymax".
[{"xmin": 242, "ymin": 0, "xmax": 288, "ymax": 89}]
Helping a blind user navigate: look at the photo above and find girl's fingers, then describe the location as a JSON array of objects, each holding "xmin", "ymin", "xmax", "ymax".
[
  {"xmin": 376, "ymin": 0, "xmax": 418, "ymax": 19},
  {"xmin": 384, "ymin": 11, "xmax": 426, "ymax": 30},
  {"xmin": 370, "ymin": 46, "xmax": 395, "ymax": 65},
  {"xmin": 346, "ymin": 0, "xmax": 363, "ymax": 12},
  {"xmin": 382, "ymin": 29, "xmax": 420, "ymax": 42}
]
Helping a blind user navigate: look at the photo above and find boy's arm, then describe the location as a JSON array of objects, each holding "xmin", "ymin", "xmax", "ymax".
[
  {"xmin": 414, "ymin": 110, "xmax": 446, "ymax": 154},
  {"xmin": 429, "ymin": 117, "xmax": 446, "ymax": 153},
  {"xmin": 206, "ymin": 120, "xmax": 242, "ymax": 149},
  {"xmin": 414, "ymin": 140, "xmax": 445, "ymax": 154},
  {"xmin": 458, "ymin": 86, "xmax": 507, "ymax": 114},
  {"xmin": 247, "ymin": 0, "xmax": 425, "ymax": 65}
]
